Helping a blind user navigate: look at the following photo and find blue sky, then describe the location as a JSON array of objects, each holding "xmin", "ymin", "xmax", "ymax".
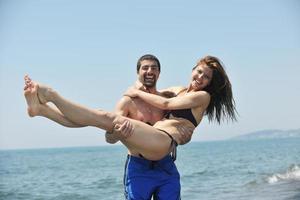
[{"xmin": 0, "ymin": 0, "xmax": 299, "ymax": 149}]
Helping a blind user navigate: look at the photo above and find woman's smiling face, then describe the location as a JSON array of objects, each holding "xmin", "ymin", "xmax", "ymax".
[{"xmin": 190, "ymin": 64, "xmax": 213, "ymax": 91}]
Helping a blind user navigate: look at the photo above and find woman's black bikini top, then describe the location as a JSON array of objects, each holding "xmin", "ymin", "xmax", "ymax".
[
  {"xmin": 165, "ymin": 109, "xmax": 198, "ymax": 127},
  {"xmin": 164, "ymin": 88, "xmax": 198, "ymax": 127}
]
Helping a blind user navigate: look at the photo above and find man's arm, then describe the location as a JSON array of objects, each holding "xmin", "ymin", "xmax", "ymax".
[{"xmin": 105, "ymin": 96, "xmax": 131, "ymax": 144}]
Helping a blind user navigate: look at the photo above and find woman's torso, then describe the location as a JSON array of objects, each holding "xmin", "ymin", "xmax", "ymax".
[{"xmin": 154, "ymin": 87, "xmax": 206, "ymax": 144}]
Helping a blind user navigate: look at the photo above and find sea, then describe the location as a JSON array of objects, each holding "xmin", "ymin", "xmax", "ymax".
[{"xmin": 1, "ymin": 138, "xmax": 299, "ymax": 200}]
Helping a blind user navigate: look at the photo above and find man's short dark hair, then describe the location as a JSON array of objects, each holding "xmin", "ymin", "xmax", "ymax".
[{"xmin": 136, "ymin": 54, "xmax": 161, "ymax": 73}]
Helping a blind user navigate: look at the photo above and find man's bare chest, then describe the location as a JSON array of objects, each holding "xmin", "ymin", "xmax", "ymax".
[{"xmin": 129, "ymin": 99, "xmax": 164, "ymax": 125}]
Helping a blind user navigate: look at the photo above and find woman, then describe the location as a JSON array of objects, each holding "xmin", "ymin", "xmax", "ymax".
[{"xmin": 24, "ymin": 55, "xmax": 237, "ymax": 161}]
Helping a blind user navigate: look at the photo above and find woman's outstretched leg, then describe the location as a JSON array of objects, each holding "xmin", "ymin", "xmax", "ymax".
[
  {"xmin": 24, "ymin": 76, "xmax": 84, "ymax": 127},
  {"xmin": 25, "ymin": 76, "xmax": 172, "ymax": 160},
  {"xmin": 34, "ymin": 80, "xmax": 116, "ymax": 132},
  {"xmin": 36, "ymin": 81, "xmax": 171, "ymax": 159}
]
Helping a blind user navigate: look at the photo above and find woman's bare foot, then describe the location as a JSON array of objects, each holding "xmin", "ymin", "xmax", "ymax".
[
  {"xmin": 36, "ymin": 83, "xmax": 53, "ymax": 104},
  {"xmin": 24, "ymin": 81, "xmax": 42, "ymax": 117},
  {"xmin": 24, "ymin": 75, "xmax": 54, "ymax": 104}
]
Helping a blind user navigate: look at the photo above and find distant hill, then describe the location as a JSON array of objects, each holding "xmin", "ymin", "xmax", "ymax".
[{"xmin": 231, "ymin": 129, "xmax": 300, "ymax": 140}]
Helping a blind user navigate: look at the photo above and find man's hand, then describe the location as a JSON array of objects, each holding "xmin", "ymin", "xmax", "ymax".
[
  {"xmin": 113, "ymin": 120, "xmax": 134, "ymax": 139},
  {"xmin": 176, "ymin": 126, "xmax": 193, "ymax": 144}
]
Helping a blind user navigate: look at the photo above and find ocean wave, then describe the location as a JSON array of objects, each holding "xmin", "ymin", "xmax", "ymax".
[
  {"xmin": 266, "ymin": 164, "xmax": 300, "ymax": 184},
  {"xmin": 244, "ymin": 180, "xmax": 258, "ymax": 187}
]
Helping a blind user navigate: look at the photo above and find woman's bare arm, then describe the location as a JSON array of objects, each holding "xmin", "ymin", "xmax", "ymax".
[{"xmin": 126, "ymin": 87, "xmax": 210, "ymax": 110}]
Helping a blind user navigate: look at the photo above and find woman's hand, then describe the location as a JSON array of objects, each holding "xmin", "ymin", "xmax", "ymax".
[{"xmin": 124, "ymin": 87, "xmax": 139, "ymax": 98}]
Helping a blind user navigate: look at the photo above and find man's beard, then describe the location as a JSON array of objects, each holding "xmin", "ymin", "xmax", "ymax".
[
  {"xmin": 140, "ymin": 75, "xmax": 157, "ymax": 88},
  {"xmin": 143, "ymin": 81, "xmax": 156, "ymax": 88}
]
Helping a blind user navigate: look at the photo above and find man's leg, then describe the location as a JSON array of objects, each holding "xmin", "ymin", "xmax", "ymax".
[
  {"xmin": 153, "ymin": 178, "xmax": 181, "ymax": 200},
  {"xmin": 152, "ymin": 156, "xmax": 181, "ymax": 200},
  {"xmin": 125, "ymin": 155, "xmax": 181, "ymax": 200},
  {"xmin": 124, "ymin": 155, "xmax": 157, "ymax": 200}
]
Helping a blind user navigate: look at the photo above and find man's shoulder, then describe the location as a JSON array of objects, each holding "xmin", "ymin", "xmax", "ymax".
[
  {"xmin": 159, "ymin": 86, "xmax": 186, "ymax": 97},
  {"xmin": 119, "ymin": 95, "xmax": 145, "ymax": 107},
  {"xmin": 116, "ymin": 95, "xmax": 135, "ymax": 107},
  {"xmin": 160, "ymin": 90, "xmax": 176, "ymax": 98},
  {"xmin": 114, "ymin": 95, "xmax": 137, "ymax": 116}
]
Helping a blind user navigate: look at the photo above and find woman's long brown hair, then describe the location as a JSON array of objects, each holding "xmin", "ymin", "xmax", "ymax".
[{"xmin": 196, "ymin": 56, "xmax": 237, "ymax": 124}]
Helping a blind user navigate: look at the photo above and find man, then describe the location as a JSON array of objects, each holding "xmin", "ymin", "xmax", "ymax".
[
  {"xmin": 105, "ymin": 54, "xmax": 192, "ymax": 200},
  {"xmin": 23, "ymin": 54, "xmax": 192, "ymax": 199}
]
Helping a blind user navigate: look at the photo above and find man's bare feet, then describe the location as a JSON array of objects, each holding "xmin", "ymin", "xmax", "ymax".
[{"xmin": 24, "ymin": 80, "xmax": 42, "ymax": 117}]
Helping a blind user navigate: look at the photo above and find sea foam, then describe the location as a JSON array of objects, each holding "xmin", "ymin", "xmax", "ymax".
[{"xmin": 267, "ymin": 164, "xmax": 300, "ymax": 184}]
